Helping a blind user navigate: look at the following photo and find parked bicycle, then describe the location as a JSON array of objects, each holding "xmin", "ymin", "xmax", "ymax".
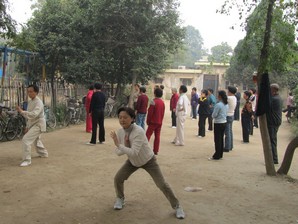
[
  {"xmin": 63, "ymin": 96, "xmax": 85, "ymax": 126},
  {"xmin": 44, "ymin": 105, "xmax": 57, "ymax": 129},
  {"xmin": 104, "ymin": 94, "xmax": 129, "ymax": 118},
  {"xmin": 285, "ymin": 106, "xmax": 297, "ymax": 123},
  {"xmin": 0, "ymin": 106, "xmax": 26, "ymax": 141}
]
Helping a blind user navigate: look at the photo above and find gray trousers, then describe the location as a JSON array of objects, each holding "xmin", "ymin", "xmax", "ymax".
[
  {"xmin": 114, "ymin": 156, "xmax": 180, "ymax": 209},
  {"xmin": 268, "ymin": 125, "xmax": 279, "ymax": 164}
]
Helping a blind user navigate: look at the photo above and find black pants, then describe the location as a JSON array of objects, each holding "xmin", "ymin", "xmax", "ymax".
[
  {"xmin": 198, "ymin": 114, "xmax": 208, "ymax": 137},
  {"xmin": 268, "ymin": 125, "xmax": 279, "ymax": 164},
  {"xmin": 241, "ymin": 114, "xmax": 251, "ymax": 142},
  {"xmin": 234, "ymin": 102, "xmax": 240, "ymax": 121},
  {"xmin": 91, "ymin": 109, "xmax": 105, "ymax": 144},
  {"xmin": 171, "ymin": 111, "xmax": 176, "ymax": 127},
  {"xmin": 207, "ymin": 114, "xmax": 213, "ymax": 131},
  {"xmin": 213, "ymin": 123, "xmax": 226, "ymax": 159}
]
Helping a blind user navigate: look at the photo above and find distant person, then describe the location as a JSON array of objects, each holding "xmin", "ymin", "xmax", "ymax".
[
  {"xmin": 133, "ymin": 84, "xmax": 140, "ymax": 110},
  {"xmin": 234, "ymin": 88, "xmax": 241, "ymax": 121},
  {"xmin": 16, "ymin": 84, "xmax": 48, "ymax": 167},
  {"xmin": 209, "ymin": 90, "xmax": 228, "ymax": 160},
  {"xmin": 190, "ymin": 87, "xmax": 199, "ymax": 120},
  {"xmin": 135, "ymin": 86, "xmax": 149, "ymax": 130},
  {"xmin": 172, "ymin": 85, "xmax": 189, "ymax": 146},
  {"xmin": 207, "ymin": 88, "xmax": 216, "ymax": 131},
  {"xmin": 87, "ymin": 83, "xmax": 106, "ymax": 145},
  {"xmin": 146, "ymin": 88, "xmax": 165, "ymax": 155},
  {"xmin": 224, "ymin": 86, "xmax": 237, "ymax": 152},
  {"xmin": 110, "ymin": 107, "xmax": 185, "ymax": 219},
  {"xmin": 267, "ymin": 84, "xmax": 283, "ymax": 164},
  {"xmin": 197, "ymin": 89, "xmax": 209, "ymax": 138},
  {"xmin": 160, "ymin": 84, "xmax": 166, "ymax": 100},
  {"xmin": 170, "ymin": 88, "xmax": 179, "ymax": 128},
  {"xmin": 241, "ymin": 91, "xmax": 253, "ymax": 143},
  {"xmin": 284, "ymin": 92, "xmax": 294, "ymax": 118},
  {"xmin": 85, "ymin": 85, "xmax": 94, "ymax": 133},
  {"xmin": 249, "ymin": 87, "xmax": 258, "ymax": 135}
]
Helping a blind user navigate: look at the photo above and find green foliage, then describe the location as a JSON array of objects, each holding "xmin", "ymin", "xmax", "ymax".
[
  {"xmin": 225, "ymin": 1, "xmax": 297, "ymax": 87},
  {"xmin": 208, "ymin": 42, "xmax": 233, "ymax": 64},
  {"xmin": 0, "ymin": 0, "xmax": 16, "ymax": 38},
  {"xmin": 290, "ymin": 86, "xmax": 298, "ymax": 136},
  {"xmin": 169, "ymin": 25, "xmax": 204, "ymax": 68}
]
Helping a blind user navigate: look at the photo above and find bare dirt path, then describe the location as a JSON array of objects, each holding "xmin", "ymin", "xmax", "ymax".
[{"xmin": 1, "ymin": 102, "xmax": 298, "ymax": 224}]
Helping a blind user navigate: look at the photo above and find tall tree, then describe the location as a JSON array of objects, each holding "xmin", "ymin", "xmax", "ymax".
[
  {"xmin": 208, "ymin": 42, "xmax": 233, "ymax": 64},
  {"xmin": 169, "ymin": 25, "xmax": 204, "ymax": 68},
  {"xmin": 0, "ymin": 0, "xmax": 16, "ymax": 38},
  {"xmin": 220, "ymin": 0, "xmax": 298, "ymax": 176}
]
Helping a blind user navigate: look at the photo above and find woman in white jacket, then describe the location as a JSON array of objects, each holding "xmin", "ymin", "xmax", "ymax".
[{"xmin": 110, "ymin": 107, "xmax": 185, "ymax": 219}]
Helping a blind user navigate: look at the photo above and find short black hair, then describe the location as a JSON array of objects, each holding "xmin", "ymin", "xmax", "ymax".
[
  {"xmin": 154, "ymin": 88, "xmax": 163, "ymax": 98},
  {"xmin": 89, "ymin": 85, "xmax": 94, "ymax": 90},
  {"xmin": 244, "ymin": 90, "xmax": 251, "ymax": 98},
  {"xmin": 208, "ymin": 88, "xmax": 214, "ymax": 94},
  {"xmin": 201, "ymin": 89, "xmax": 208, "ymax": 96},
  {"xmin": 228, "ymin": 86, "xmax": 237, "ymax": 94},
  {"xmin": 249, "ymin": 87, "xmax": 256, "ymax": 94},
  {"xmin": 192, "ymin": 87, "xmax": 197, "ymax": 91},
  {"xmin": 179, "ymin": 85, "xmax": 187, "ymax": 93},
  {"xmin": 139, "ymin": 86, "xmax": 146, "ymax": 93},
  {"xmin": 117, "ymin": 107, "xmax": 136, "ymax": 122},
  {"xmin": 160, "ymin": 84, "xmax": 164, "ymax": 90},
  {"xmin": 28, "ymin": 84, "xmax": 39, "ymax": 93},
  {"xmin": 94, "ymin": 83, "xmax": 102, "ymax": 90}
]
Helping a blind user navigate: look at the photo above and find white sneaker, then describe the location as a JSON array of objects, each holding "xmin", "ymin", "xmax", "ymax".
[
  {"xmin": 113, "ymin": 197, "xmax": 125, "ymax": 210},
  {"xmin": 175, "ymin": 206, "xmax": 185, "ymax": 219},
  {"xmin": 86, "ymin": 142, "xmax": 96, "ymax": 146},
  {"xmin": 20, "ymin": 160, "xmax": 31, "ymax": 167},
  {"xmin": 38, "ymin": 154, "xmax": 48, "ymax": 158},
  {"xmin": 171, "ymin": 126, "xmax": 176, "ymax": 129}
]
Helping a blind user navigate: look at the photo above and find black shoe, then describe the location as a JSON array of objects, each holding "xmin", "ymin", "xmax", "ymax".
[{"xmin": 223, "ymin": 149, "xmax": 229, "ymax": 152}]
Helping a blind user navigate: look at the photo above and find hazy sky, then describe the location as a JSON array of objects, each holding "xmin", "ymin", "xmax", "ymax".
[{"xmin": 9, "ymin": 0, "xmax": 246, "ymax": 50}]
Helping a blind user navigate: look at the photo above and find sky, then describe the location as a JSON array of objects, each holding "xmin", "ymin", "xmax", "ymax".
[{"xmin": 8, "ymin": 0, "xmax": 246, "ymax": 50}]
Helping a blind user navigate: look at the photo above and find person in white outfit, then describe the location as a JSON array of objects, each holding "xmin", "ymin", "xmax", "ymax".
[
  {"xmin": 172, "ymin": 85, "xmax": 189, "ymax": 146},
  {"xmin": 16, "ymin": 84, "xmax": 48, "ymax": 167}
]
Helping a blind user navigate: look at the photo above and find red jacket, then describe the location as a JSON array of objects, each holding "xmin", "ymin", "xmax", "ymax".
[
  {"xmin": 147, "ymin": 98, "xmax": 165, "ymax": 125},
  {"xmin": 170, "ymin": 93, "xmax": 179, "ymax": 111},
  {"xmin": 136, "ymin": 94, "xmax": 149, "ymax": 114}
]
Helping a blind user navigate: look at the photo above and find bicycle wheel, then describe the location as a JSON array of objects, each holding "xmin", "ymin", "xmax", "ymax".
[
  {"xmin": 63, "ymin": 110, "xmax": 72, "ymax": 126},
  {"xmin": 0, "ymin": 121, "xmax": 4, "ymax": 141},
  {"xmin": 15, "ymin": 115, "xmax": 26, "ymax": 138},
  {"xmin": 80, "ymin": 107, "xmax": 86, "ymax": 122},
  {"xmin": 74, "ymin": 108, "xmax": 81, "ymax": 124},
  {"xmin": 104, "ymin": 106, "xmax": 111, "ymax": 118},
  {"xmin": 46, "ymin": 109, "xmax": 57, "ymax": 129},
  {"xmin": 5, "ymin": 119, "xmax": 18, "ymax": 141}
]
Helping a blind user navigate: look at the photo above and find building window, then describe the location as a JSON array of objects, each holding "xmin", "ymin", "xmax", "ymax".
[
  {"xmin": 180, "ymin": 78, "xmax": 192, "ymax": 86},
  {"xmin": 154, "ymin": 78, "xmax": 163, "ymax": 84},
  {"xmin": 225, "ymin": 80, "xmax": 230, "ymax": 89}
]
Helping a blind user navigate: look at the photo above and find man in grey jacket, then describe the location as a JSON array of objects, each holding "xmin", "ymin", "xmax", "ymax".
[{"xmin": 17, "ymin": 84, "xmax": 48, "ymax": 167}]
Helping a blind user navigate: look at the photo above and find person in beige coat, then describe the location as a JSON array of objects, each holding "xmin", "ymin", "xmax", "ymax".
[{"xmin": 17, "ymin": 84, "xmax": 48, "ymax": 167}]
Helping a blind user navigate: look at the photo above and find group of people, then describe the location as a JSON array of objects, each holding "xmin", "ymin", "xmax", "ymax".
[{"xmin": 15, "ymin": 80, "xmax": 287, "ymax": 219}]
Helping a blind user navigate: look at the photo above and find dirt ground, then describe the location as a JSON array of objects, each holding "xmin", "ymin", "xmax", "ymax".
[{"xmin": 1, "ymin": 101, "xmax": 298, "ymax": 224}]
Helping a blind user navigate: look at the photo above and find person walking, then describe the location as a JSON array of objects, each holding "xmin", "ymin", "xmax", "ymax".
[
  {"xmin": 135, "ymin": 86, "xmax": 149, "ymax": 130},
  {"xmin": 190, "ymin": 87, "xmax": 199, "ymax": 120},
  {"xmin": 267, "ymin": 84, "xmax": 283, "ymax": 164},
  {"xmin": 146, "ymin": 88, "xmax": 165, "ymax": 155},
  {"xmin": 249, "ymin": 87, "xmax": 258, "ymax": 135},
  {"xmin": 172, "ymin": 85, "xmax": 189, "ymax": 146},
  {"xmin": 85, "ymin": 85, "xmax": 94, "ymax": 133},
  {"xmin": 241, "ymin": 91, "xmax": 253, "ymax": 143},
  {"xmin": 197, "ymin": 89, "xmax": 209, "ymax": 138},
  {"xmin": 110, "ymin": 107, "xmax": 185, "ymax": 219},
  {"xmin": 224, "ymin": 86, "xmax": 237, "ymax": 152},
  {"xmin": 284, "ymin": 92, "xmax": 294, "ymax": 118},
  {"xmin": 207, "ymin": 88, "xmax": 216, "ymax": 131},
  {"xmin": 16, "ymin": 84, "xmax": 48, "ymax": 167},
  {"xmin": 87, "ymin": 83, "xmax": 106, "ymax": 145},
  {"xmin": 170, "ymin": 88, "xmax": 179, "ymax": 128},
  {"xmin": 209, "ymin": 90, "xmax": 228, "ymax": 160}
]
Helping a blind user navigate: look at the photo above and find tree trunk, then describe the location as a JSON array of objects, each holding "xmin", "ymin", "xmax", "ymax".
[
  {"xmin": 128, "ymin": 72, "xmax": 137, "ymax": 109},
  {"xmin": 257, "ymin": 0, "xmax": 276, "ymax": 176},
  {"xmin": 277, "ymin": 137, "xmax": 298, "ymax": 175}
]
